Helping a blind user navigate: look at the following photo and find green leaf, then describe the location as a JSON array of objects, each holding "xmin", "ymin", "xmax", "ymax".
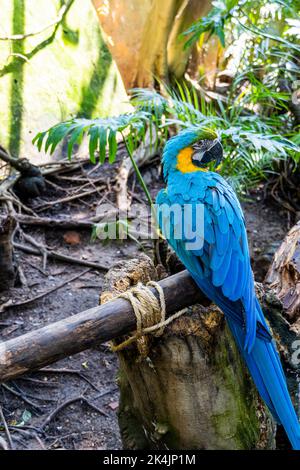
[
  {"xmin": 215, "ymin": 24, "xmax": 226, "ymax": 47},
  {"xmin": 33, "ymin": 111, "xmax": 151, "ymax": 164},
  {"xmin": 45, "ymin": 124, "xmax": 69, "ymax": 154},
  {"xmin": 32, "ymin": 131, "xmax": 47, "ymax": 152},
  {"xmin": 98, "ymin": 126, "xmax": 107, "ymax": 164},
  {"xmin": 180, "ymin": 0, "xmax": 239, "ymax": 49},
  {"xmin": 88, "ymin": 125, "xmax": 99, "ymax": 164},
  {"xmin": 108, "ymin": 129, "xmax": 117, "ymax": 163},
  {"xmin": 67, "ymin": 124, "xmax": 86, "ymax": 160}
]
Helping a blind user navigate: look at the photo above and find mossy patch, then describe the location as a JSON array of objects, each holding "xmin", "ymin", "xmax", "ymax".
[{"xmin": 0, "ymin": 0, "xmax": 130, "ymax": 163}]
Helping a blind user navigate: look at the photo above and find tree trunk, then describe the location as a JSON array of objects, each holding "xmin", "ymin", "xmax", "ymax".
[
  {"xmin": 264, "ymin": 222, "xmax": 300, "ymax": 412},
  {"xmin": 92, "ymin": 0, "xmax": 211, "ymax": 90},
  {"xmin": 0, "ymin": 213, "xmax": 16, "ymax": 291},
  {"xmin": 266, "ymin": 221, "xmax": 300, "ymax": 323},
  {"xmin": 101, "ymin": 255, "xmax": 276, "ymax": 450}
]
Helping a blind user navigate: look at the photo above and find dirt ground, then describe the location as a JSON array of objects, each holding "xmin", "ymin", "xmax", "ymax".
[{"xmin": 0, "ymin": 153, "xmax": 289, "ymax": 450}]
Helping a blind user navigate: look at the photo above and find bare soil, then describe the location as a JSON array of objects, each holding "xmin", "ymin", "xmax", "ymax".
[{"xmin": 0, "ymin": 155, "xmax": 288, "ymax": 450}]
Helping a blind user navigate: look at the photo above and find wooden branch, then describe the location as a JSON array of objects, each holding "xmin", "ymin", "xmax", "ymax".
[
  {"xmin": 0, "ymin": 147, "xmax": 38, "ymax": 175},
  {"xmin": 16, "ymin": 213, "xmax": 136, "ymax": 230},
  {"xmin": 16, "ymin": 214, "xmax": 94, "ymax": 230},
  {"xmin": 0, "ymin": 271, "xmax": 205, "ymax": 383},
  {"xmin": 13, "ymin": 242, "xmax": 109, "ymax": 271}
]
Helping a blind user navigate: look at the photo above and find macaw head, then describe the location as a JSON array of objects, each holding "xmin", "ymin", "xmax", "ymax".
[{"xmin": 162, "ymin": 127, "xmax": 223, "ymax": 179}]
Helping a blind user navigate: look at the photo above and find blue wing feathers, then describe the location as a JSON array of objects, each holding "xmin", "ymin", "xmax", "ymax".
[
  {"xmin": 216, "ymin": 210, "xmax": 229, "ymax": 234},
  {"xmin": 231, "ymin": 214, "xmax": 242, "ymax": 239},
  {"xmin": 230, "ymin": 259, "xmax": 244, "ymax": 300},
  {"xmin": 214, "ymin": 222, "xmax": 230, "ymax": 255},
  {"xmin": 224, "ymin": 199, "xmax": 235, "ymax": 224},
  {"xmin": 218, "ymin": 192, "xmax": 226, "ymax": 208},
  {"xmin": 157, "ymin": 169, "xmax": 300, "ymax": 449},
  {"xmin": 212, "ymin": 245, "xmax": 232, "ymax": 287},
  {"xmin": 212, "ymin": 189, "xmax": 218, "ymax": 210},
  {"xmin": 204, "ymin": 222, "xmax": 215, "ymax": 244},
  {"xmin": 210, "ymin": 248, "xmax": 224, "ymax": 271},
  {"xmin": 222, "ymin": 253, "xmax": 239, "ymax": 298}
]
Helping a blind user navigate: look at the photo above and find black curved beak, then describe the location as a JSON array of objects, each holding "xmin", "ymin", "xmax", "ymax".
[
  {"xmin": 192, "ymin": 139, "xmax": 223, "ymax": 168},
  {"xmin": 208, "ymin": 140, "xmax": 223, "ymax": 168}
]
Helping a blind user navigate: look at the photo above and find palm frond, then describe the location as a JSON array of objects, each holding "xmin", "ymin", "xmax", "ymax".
[
  {"xmin": 130, "ymin": 88, "xmax": 168, "ymax": 118},
  {"xmin": 33, "ymin": 111, "xmax": 152, "ymax": 163},
  {"xmin": 181, "ymin": 0, "xmax": 239, "ymax": 48}
]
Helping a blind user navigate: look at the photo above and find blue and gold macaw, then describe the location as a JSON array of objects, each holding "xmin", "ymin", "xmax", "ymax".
[{"xmin": 156, "ymin": 127, "xmax": 300, "ymax": 449}]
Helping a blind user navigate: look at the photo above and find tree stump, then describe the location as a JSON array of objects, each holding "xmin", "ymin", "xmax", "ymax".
[
  {"xmin": 266, "ymin": 221, "xmax": 300, "ymax": 324},
  {"xmin": 264, "ymin": 222, "xmax": 300, "ymax": 410},
  {"xmin": 100, "ymin": 255, "xmax": 275, "ymax": 450}
]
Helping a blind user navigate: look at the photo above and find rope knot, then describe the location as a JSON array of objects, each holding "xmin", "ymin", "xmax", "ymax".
[{"xmin": 110, "ymin": 281, "xmax": 187, "ymax": 354}]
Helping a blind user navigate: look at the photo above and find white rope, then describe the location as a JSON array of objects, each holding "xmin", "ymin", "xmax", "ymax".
[{"xmin": 110, "ymin": 281, "xmax": 187, "ymax": 352}]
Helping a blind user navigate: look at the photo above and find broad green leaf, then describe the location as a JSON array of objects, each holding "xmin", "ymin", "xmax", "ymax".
[
  {"xmin": 45, "ymin": 124, "xmax": 69, "ymax": 154},
  {"xmin": 67, "ymin": 124, "xmax": 86, "ymax": 160},
  {"xmin": 108, "ymin": 129, "xmax": 118, "ymax": 163},
  {"xmin": 32, "ymin": 131, "xmax": 47, "ymax": 152},
  {"xmin": 33, "ymin": 111, "xmax": 151, "ymax": 164},
  {"xmin": 98, "ymin": 126, "xmax": 107, "ymax": 164},
  {"xmin": 88, "ymin": 125, "xmax": 99, "ymax": 163}
]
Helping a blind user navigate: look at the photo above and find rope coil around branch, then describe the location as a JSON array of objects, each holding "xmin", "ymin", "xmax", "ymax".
[{"xmin": 110, "ymin": 281, "xmax": 187, "ymax": 353}]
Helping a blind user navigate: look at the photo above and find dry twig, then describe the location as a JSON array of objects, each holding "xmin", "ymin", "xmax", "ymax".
[
  {"xmin": 0, "ymin": 269, "xmax": 91, "ymax": 312},
  {"xmin": 40, "ymin": 394, "xmax": 108, "ymax": 430},
  {"xmin": 1, "ymin": 384, "xmax": 43, "ymax": 412},
  {"xmin": 35, "ymin": 185, "xmax": 106, "ymax": 211},
  {"xmin": 0, "ymin": 405, "xmax": 13, "ymax": 449},
  {"xmin": 37, "ymin": 368, "xmax": 101, "ymax": 393},
  {"xmin": 13, "ymin": 242, "xmax": 109, "ymax": 271}
]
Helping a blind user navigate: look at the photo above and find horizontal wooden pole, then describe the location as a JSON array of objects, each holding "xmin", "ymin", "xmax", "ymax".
[{"xmin": 0, "ymin": 271, "xmax": 207, "ymax": 383}]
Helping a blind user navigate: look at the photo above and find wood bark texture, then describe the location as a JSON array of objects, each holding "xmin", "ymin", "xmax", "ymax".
[
  {"xmin": 100, "ymin": 255, "xmax": 275, "ymax": 450},
  {"xmin": 0, "ymin": 213, "xmax": 16, "ymax": 291},
  {"xmin": 266, "ymin": 221, "xmax": 300, "ymax": 324}
]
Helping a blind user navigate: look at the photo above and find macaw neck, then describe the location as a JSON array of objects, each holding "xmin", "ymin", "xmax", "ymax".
[
  {"xmin": 166, "ymin": 167, "xmax": 216, "ymax": 197},
  {"xmin": 167, "ymin": 167, "xmax": 209, "ymax": 183}
]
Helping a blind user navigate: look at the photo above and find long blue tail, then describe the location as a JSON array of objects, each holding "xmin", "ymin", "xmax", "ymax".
[
  {"xmin": 227, "ymin": 302, "xmax": 300, "ymax": 450},
  {"xmin": 192, "ymin": 273, "xmax": 300, "ymax": 448}
]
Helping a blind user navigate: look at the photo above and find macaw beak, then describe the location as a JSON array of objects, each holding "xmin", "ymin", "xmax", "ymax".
[
  {"xmin": 192, "ymin": 139, "xmax": 223, "ymax": 168},
  {"xmin": 212, "ymin": 140, "xmax": 223, "ymax": 168}
]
